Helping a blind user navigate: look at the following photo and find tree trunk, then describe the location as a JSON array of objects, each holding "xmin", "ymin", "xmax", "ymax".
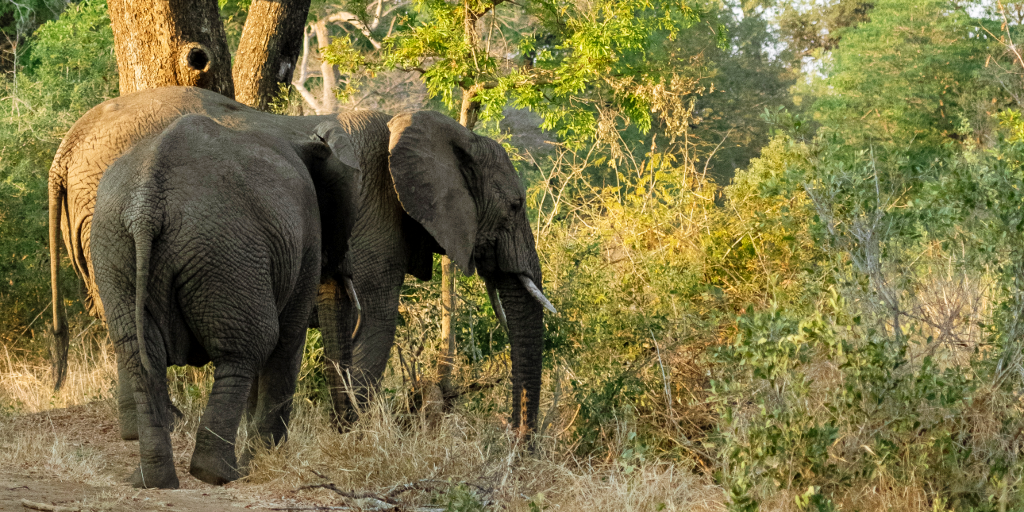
[
  {"xmin": 313, "ymin": 19, "xmax": 338, "ymax": 113},
  {"xmin": 233, "ymin": 0, "xmax": 312, "ymax": 110},
  {"xmin": 108, "ymin": 0, "xmax": 235, "ymax": 98},
  {"xmin": 436, "ymin": 256, "xmax": 457, "ymax": 392},
  {"xmin": 437, "ymin": 87, "xmax": 482, "ymax": 392}
]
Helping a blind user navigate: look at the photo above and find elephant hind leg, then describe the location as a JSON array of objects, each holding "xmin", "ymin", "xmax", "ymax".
[
  {"xmin": 128, "ymin": 320, "xmax": 179, "ymax": 489},
  {"xmin": 187, "ymin": 309, "xmax": 277, "ymax": 485},
  {"xmin": 241, "ymin": 262, "xmax": 318, "ymax": 469},
  {"xmin": 189, "ymin": 368, "xmax": 258, "ymax": 485}
]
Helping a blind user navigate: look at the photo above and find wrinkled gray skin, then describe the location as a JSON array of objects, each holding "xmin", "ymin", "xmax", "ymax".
[
  {"xmin": 92, "ymin": 114, "xmax": 359, "ymax": 489},
  {"xmin": 50, "ymin": 86, "xmax": 549, "ymax": 442}
]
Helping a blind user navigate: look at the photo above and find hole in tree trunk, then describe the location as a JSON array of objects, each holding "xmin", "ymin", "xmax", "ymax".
[{"xmin": 186, "ymin": 47, "xmax": 209, "ymax": 71}]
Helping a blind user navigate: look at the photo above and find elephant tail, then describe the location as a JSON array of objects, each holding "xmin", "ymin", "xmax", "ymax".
[
  {"xmin": 49, "ymin": 176, "xmax": 69, "ymax": 391},
  {"xmin": 132, "ymin": 220, "xmax": 158, "ymax": 387}
]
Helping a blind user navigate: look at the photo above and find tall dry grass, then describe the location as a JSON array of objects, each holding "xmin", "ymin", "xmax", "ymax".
[
  {"xmin": 0, "ymin": 326, "xmax": 725, "ymax": 511},
  {"xmin": 0, "ymin": 320, "xmax": 114, "ymax": 414}
]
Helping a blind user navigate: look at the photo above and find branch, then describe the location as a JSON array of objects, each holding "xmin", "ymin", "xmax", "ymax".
[
  {"xmin": 296, "ymin": 471, "xmax": 496, "ymax": 510},
  {"xmin": 370, "ymin": 0, "xmax": 384, "ymax": 30},
  {"xmin": 315, "ymin": 19, "xmax": 339, "ymax": 113},
  {"xmin": 292, "ymin": 24, "xmax": 324, "ymax": 113},
  {"xmin": 325, "ymin": 11, "xmax": 382, "ymax": 50}
]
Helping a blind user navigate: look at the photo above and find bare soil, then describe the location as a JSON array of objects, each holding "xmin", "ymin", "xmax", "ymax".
[{"xmin": 0, "ymin": 403, "xmax": 317, "ymax": 511}]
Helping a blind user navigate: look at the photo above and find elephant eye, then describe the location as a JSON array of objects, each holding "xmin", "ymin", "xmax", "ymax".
[{"xmin": 510, "ymin": 198, "xmax": 524, "ymax": 211}]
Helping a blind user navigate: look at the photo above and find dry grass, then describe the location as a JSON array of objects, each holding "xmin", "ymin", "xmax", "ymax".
[
  {"xmin": 0, "ymin": 320, "xmax": 115, "ymax": 414},
  {"xmin": 0, "ymin": 328, "xmax": 726, "ymax": 511}
]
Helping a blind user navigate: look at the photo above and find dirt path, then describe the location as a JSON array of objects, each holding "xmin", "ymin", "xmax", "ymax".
[{"xmin": 0, "ymin": 403, "xmax": 319, "ymax": 511}]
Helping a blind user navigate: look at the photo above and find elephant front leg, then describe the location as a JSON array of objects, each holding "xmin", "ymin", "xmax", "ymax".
[
  {"xmin": 318, "ymin": 277, "xmax": 357, "ymax": 426},
  {"xmin": 189, "ymin": 371, "xmax": 254, "ymax": 485},
  {"xmin": 347, "ymin": 268, "xmax": 404, "ymax": 412}
]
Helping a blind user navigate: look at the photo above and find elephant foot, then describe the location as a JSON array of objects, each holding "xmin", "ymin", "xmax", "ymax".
[
  {"xmin": 189, "ymin": 450, "xmax": 242, "ymax": 485},
  {"xmin": 129, "ymin": 463, "xmax": 179, "ymax": 489}
]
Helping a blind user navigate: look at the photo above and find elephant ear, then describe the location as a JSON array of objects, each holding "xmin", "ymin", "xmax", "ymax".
[
  {"xmin": 305, "ymin": 122, "xmax": 363, "ymax": 276},
  {"xmin": 388, "ymin": 111, "xmax": 478, "ymax": 275},
  {"xmin": 314, "ymin": 121, "xmax": 360, "ymax": 170}
]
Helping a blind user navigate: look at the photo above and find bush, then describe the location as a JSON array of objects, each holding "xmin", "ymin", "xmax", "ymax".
[
  {"xmin": 0, "ymin": 0, "xmax": 116, "ymax": 350},
  {"xmin": 710, "ymin": 113, "xmax": 1024, "ymax": 511}
]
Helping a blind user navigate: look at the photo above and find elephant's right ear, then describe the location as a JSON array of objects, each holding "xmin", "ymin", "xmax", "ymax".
[
  {"xmin": 387, "ymin": 111, "xmax": 478, "ymax": 275},
  {"xmin": 314, "ymin": 121, "xmax": 360, "ymax": 170},
  {"xmin": 306, "ymin": 121, "xmax": 363, "ymax": 277}
]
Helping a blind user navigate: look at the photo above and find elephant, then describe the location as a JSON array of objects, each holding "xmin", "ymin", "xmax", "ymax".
[
  {"xmin": 91, "ymin": 113, "xmax": 360, "ymax": 488},
  {"xmin": 49, "ymin": 86, "xmax": 555, "ymax": 441}
]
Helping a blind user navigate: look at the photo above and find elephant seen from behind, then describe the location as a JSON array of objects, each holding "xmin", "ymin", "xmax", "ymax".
[{"xmin": 91, "ymin": 114, "xmax": 360, "ymax": 488}]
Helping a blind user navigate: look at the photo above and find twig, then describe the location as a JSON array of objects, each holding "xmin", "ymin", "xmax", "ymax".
[
  {"xmin": 300, "ymin": 482, "xmax": 400, "ymax": 506},
  {"xmin": 20, "ymin": 500, "xmax": 81, "ymax": 512},
  {"xmin": 301, "ymin": 471, "xmax": 495, "ymax": 510}
]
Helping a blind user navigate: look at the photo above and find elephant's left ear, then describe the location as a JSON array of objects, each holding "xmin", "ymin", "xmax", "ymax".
[{"xmin": 388, "ymin": 111, "xmax": 478, "ymax": 275}]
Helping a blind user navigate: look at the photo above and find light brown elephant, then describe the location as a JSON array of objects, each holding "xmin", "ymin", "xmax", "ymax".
[{"xmin": 49, "ymin": 86, "xmax": 555, "ymax": 442}]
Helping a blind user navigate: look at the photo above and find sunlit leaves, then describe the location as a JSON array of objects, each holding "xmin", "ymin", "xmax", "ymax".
[{"xmin": 381, "ymin": 0, "xmax": 700, "ymax": 142}]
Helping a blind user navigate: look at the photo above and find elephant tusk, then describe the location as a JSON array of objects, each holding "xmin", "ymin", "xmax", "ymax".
[
  {"xmin": 344, "ymin": 277, "xmax": 362, "ymax": 338},
  {"xmin": 486, "ymin": 280, "xmax": 508, "ymax": 332},
  {"xmin": 519, "ymin": 275, "xmax": 557, "ymax": 314}
]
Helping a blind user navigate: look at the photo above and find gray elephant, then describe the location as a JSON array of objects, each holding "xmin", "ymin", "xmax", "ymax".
[
  {"xmin": 92, "ymin": 114, "xmax": 359, "ymax": 488},
  {"xmin": 49, "ymin": 86, "xmax": 554, "ymax": 440}
]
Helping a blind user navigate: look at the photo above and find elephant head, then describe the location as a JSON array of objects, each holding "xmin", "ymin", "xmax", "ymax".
[{"xmin": 387, "ymin": 111, "xmax": 555, "ymax": 435}]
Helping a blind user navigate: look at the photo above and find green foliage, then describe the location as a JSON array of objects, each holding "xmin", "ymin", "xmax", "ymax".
[
  {"xmin": 775, "ymin": 0, "xmax": 874, "ymax": 59},
  {"xmin": 440, "ymin": 483, "xmax": 488, "ymax": 511},
  {"xmin": 677, "ymin": 2, "xmax": 799, "ymax": 180},
  {"xmin": 808, "ymin": 0, "xmax": 1000, "ymax": 159},
  {"xmin": 712, "ymin": 296, "xmax": 995, "ymax": 509},
  {"xmin": 0, "ymin": 0, "xmax": 65, "ymax": 35},
  {"xmin": 377, "ymin": 0, "xmax": 702, "ymax": 141},
  {"xmin": 710, "ymin": 85, "xmax": 1024, "ymax": 509},
  {"xmin": 0, "ymin": 0, "xmax": 116, "ymax": 348},
  {"xmin": 20, "ymin": 0, "xmax": 117, "ymax": 111},
  {"xmin": 525, "ymin": 130, "xmax": 727, "ymax": 454}
]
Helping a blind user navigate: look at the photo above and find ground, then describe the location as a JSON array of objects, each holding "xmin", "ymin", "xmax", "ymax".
[{"xmin": 0, "ymin": 403, "xmax": 326, "ymax": 511}]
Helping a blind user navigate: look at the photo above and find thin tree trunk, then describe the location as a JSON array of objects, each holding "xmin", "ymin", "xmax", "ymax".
[
  {"xmin": 437, "ymin": 256, "xmax": 457, "ymax": 392},
  {"xmin": 108, "ymin": 0, "xmax": 234, "ymax": 98},
  {"xmin": 233, "ymin": 0, "xmax": 312, "ymax": 110},
  {"xmin": 437, "ymin": 86, "xmax": 483, "ymax": 393},
  {"xmin": 314, "ymin": 19, "xmax": 338, "ymax": 113}
]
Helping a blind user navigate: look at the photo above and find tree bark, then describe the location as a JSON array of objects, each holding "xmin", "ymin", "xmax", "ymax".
[
  {"xmin": 437, "ymin": 87, "xmax": 482, "ymax": 392},
  {"xmin": 313, "ymin": 19, "xmax": 339, "ymax": 113},
  {"xmin": 437, "ymin": 256, "xmax": 457, "ymax": 392},
  {"xmin": 233, "ymin": 0, "xmax": 312, "ymax": 110},
  {"xmin": 108, "ymin": 0, "xmax": 235, "ymax": 98}
]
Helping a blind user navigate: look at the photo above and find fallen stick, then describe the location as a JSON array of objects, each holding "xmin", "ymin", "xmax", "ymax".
[{"xmin": 20, "ymin": 499, "xmax": 81, "ymax": 512}]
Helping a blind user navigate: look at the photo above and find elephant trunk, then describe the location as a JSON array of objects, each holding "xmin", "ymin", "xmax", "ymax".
[{"xmin": 493, "ymin": 272, "xmax": 545, "ymax": 437}]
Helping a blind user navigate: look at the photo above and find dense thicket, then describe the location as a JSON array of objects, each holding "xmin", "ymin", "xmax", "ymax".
[{"xmin": 7, "ymin": 0, "xmax": 1024, "ymax": 509}]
